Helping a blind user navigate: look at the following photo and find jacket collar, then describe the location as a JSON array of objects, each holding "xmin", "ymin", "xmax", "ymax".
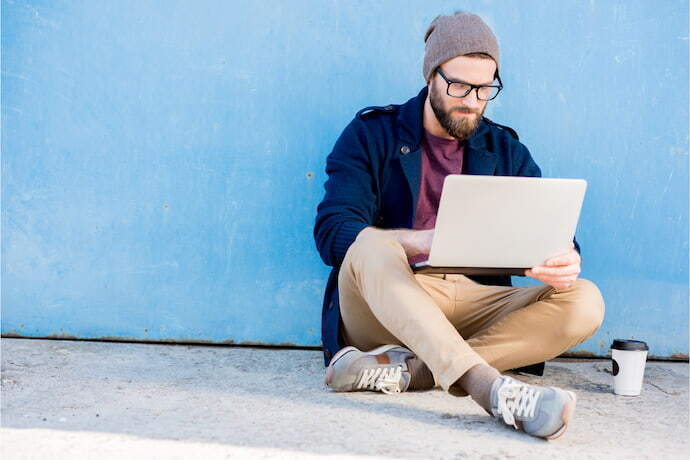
[
  {"xmin": 395, "ymin": 87, "xmax": 499, "ymax": 216},
  {"xmin": 395, "ymin": 86, "xmax": 493, "ymax": 155}
]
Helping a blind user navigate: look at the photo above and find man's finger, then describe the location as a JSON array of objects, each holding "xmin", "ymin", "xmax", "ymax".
[
  {"xmin": 528, "ymin": 277, "xmax": 573, "ymax": 290},
  {"xmin": 530, "ymin": 265, "xmax": 581, "ymax": 276},
  {"xmin": 525, "ymin": 269, "xmax": 578, "ymax": 282},
  {"xmin": 551, "ymin": 283, "xmax": 573, "ymax": 291},
  {"xmin": 531, "ymin": 270, "xmax": 579, "ymax": 280},
  {"xmin": 546, "ymin": 251, "xmax": 580, "ymax": 267},
  {"xmin": 531, "ymin": 276, "xmax": 576, "ymax": 289},
  {"xmin": 535, "ymin": 274, "xmax": 578, "ymax": 284},
  {"xmin": 525, "ymin": 270, "xmax": 578, "ymax": 284}
]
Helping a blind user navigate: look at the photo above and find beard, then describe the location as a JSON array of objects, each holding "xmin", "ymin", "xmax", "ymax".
[{"xmin": 429, "ymin": 82, "xmax": 485, "ymax": 141}]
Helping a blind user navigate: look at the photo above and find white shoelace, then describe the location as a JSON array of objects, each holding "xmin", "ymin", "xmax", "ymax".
[
  {"xmin": 356, "ymin": 366, "xmax": 403, "ymax": 394},
  {"xmin": 495, "ymin": 378, "xmax": 541, "ymax": 429}
]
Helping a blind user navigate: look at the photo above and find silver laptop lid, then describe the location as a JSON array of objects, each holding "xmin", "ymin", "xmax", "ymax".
[{"xmin": 428, "ymin": 175, "xmax": 587, "ymax": 268}]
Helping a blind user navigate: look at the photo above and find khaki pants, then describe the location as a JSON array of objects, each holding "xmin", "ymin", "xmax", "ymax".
[{"xmin": 339, "ymin": 229, "xmax": 605, "ymax": 392}]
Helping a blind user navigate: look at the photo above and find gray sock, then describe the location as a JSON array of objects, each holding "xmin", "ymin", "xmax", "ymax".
[
  {"xmin": 456, "ymin": 364, "xmax": 501, "ymax": 413},
  {"xmin": 405, "ymin": 356, "xmax": 435, "ymax": 391}
]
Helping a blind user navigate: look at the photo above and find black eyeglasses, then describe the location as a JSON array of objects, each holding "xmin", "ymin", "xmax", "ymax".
[{"xmin": 435, "ymin": 67, "xmax": 503, "ymax": 101}]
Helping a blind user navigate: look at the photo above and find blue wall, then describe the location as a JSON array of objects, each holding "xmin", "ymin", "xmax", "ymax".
[{"xmin": 2, "ymin": 0, "xmax": 688, "ymax": 358}]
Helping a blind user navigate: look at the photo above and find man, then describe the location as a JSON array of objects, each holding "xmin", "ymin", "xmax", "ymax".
[{"xmin": 313, "ymin": 11, "xmax": 605, "ymax": 440}]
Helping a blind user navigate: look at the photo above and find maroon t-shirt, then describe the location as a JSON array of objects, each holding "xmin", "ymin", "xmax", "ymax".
[{"xmin": 408, "ymin": 130, "xmax": 464, "ymax": 264}]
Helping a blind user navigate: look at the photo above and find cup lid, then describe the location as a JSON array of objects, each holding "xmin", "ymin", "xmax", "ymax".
[{"xmin": 611, "ymin": 339, "xmax": 648, "ymax": 351}]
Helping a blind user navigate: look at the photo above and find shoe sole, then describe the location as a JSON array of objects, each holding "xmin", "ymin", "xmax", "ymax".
[
  {"xmin": 324, "ymin": 344, "xmax": 404, "ymax": 387},
  {"xmin": 545, "ymin": 390, "xmax": 577, "ymax": 440}
]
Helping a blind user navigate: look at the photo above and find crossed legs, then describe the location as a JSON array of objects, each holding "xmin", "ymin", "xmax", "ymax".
[{"xmin": 338, "ymin": 229, "xmax": 605, "ymax": 391}]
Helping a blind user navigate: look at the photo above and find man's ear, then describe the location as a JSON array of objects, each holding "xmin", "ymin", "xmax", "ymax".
[{"xmin": 428, "ymin": 67, "xmax": 440, "ymax": 87}]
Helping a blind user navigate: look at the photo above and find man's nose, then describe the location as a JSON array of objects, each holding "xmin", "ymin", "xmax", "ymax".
[{"xmin": 461, "ymin": 89, "xmax": 481, "ymax": 108}]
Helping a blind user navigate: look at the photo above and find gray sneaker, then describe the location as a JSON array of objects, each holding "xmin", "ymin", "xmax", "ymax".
[
  {"xmin": 490, "ymin": 376, "xmax": 577, "ymax": 440},
  {"xmin": 325, "ymin": 345, "xmax": 417, "ymax": 394}
]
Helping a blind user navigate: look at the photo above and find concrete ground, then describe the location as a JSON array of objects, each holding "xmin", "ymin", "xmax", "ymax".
[{"xmin": 1, "ymin": 338, "xmax": 688, "ymax": 459}]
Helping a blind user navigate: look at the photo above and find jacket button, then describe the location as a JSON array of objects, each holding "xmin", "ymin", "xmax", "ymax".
[{"xmin": 400, "ymin": 145, "xmax": 410, "ymax": 155}]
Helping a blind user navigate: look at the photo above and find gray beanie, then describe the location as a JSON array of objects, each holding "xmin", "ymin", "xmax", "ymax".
[{"xmin": 423, "ymin": 11, "xmax": 500, "ymax": 82}]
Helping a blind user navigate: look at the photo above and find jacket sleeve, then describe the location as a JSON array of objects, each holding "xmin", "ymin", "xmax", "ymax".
[
  {"xmin": 313, "ymin": 120, "xmax": 378, "ymax": 267},
  {"xmin": 514, "ymin": 143, "xmax": 542, "ymax": 178}
]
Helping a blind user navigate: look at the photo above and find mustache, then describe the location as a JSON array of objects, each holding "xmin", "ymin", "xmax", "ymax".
[{"xmin": 449, "ymin": 106, "xmax": 480, "ymax": 115}]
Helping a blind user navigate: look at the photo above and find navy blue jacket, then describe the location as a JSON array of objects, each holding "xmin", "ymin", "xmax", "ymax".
[{"xmin": 314, "ymin": 87, "xmax": 579, "ymax": 366}]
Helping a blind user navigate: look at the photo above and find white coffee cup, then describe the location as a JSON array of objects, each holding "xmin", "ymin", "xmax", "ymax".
[{"xmin": 611, "ymin": 339, "xmax": 649, "ymax": 396}]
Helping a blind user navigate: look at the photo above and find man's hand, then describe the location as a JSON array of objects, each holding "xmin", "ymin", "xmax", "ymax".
[
  {"xmin": 397, "ymin": 229, "xmax": 435, "ymax": 258},
  {"xmin": 525, "ymin": 243, "xmax": 581, "ymax": 290},
  {"xmin": 358, "ymin": 227, "xmax": 434, "ymax": 258}
]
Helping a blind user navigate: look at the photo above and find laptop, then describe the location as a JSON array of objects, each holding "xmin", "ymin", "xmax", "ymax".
[{"xmin": 411, "ymin": 175, "xmax": 587, "ymax": 276}]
